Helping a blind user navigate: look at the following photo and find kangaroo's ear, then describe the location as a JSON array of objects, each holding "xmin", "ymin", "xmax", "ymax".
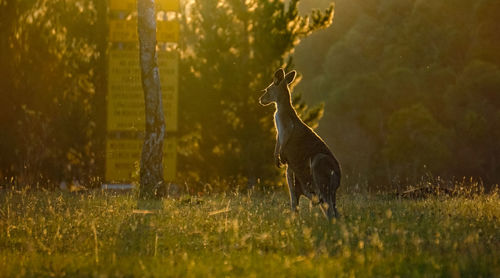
[
  {"xmin": 273, "ymin": 68, "xmax": 285, "ymax": 84},
  {"xmin": 284, "ymin": 70, "xmax": 296, "ymax": 85}
]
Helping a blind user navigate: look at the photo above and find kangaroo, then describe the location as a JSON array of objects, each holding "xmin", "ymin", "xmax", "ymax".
[{"xmin": 259, "ymin": 68, "xmax": 341, "ymax": 220}]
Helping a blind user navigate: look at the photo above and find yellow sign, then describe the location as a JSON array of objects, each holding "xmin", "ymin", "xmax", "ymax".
[
  {"xmin": 109, "ymin": 20, "xmax": 179, "ymax": 43},
  {"xmin": 107, "ymin": 50, "xmax": 178, "ymax": 132},
  {"xmin": 109, "ymin": 0, "xmax": 180, "ymax": 12},
  {"xmin": 105, "ymin": 138, "xmax": 177, "ymax": 182}
]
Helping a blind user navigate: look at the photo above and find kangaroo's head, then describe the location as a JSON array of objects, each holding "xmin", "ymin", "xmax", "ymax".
[{"xmin": 259, "ymin": 68, "xmax": 296, "ymax": 106}]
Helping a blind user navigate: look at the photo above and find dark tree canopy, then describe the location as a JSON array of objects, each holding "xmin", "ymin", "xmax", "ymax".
[{"xmin": 296, "ymin": 0, "xmax": 500, "ymax": 187}]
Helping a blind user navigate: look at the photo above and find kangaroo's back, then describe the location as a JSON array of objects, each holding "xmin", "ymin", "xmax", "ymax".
[{"xmin": 281, "ymin": 106, "xmax": 340, "ymax": 184}]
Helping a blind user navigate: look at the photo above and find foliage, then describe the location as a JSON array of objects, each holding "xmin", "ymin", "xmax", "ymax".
[
  {"xmin": 177, "ymin": 0, "xmax": 333, "ymax": 185},
  {"xmin": 0, "ymin": 186, "xmax": 498, "ymax": 276},
  {"xmin": 383, "ymin": 103, "xmax": 451, "ymax": 183},
  {"xmin": 0, "ymin": 0, "xmax": 107, "ymax": 187},
  {"xmin": 295, "ymin": 0, "xmax": 500, "ymax": 187}
]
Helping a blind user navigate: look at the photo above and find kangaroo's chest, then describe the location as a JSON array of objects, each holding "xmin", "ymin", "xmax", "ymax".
[{"xmin": 274, "ymin": 112, "xmax": 286, "ymax": 145}]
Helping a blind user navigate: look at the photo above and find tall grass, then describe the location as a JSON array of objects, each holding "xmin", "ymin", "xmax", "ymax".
[{"xmin": 0, "ymin": 185, "xmax": 498, "ymax": 277}]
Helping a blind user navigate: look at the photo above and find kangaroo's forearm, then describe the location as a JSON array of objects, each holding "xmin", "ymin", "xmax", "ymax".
[
  {"xmin": 274, "ymin": 136, "xmax": 282, "ymax": 166},
  {"xmin": 274, "ymin": 136, "xmax": 280, "ymax": 156}
]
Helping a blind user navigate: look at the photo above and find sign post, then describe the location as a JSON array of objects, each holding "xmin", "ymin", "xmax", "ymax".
[{"xmin": 105, "ymin": 0, "xmax": 179, "ymax": 187}]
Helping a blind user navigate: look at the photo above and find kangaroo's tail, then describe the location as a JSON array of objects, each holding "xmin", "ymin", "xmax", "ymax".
[
  {"xmin": 329, "ymin": 167, "xmax": 340, "ymax": 195},
  {"xmin": 311, "ymin": 153, "xmax": 341, "ymax": 219},
  {"xmin": 328, "ymin": 159, "xmax": 341, "ymax": 218}
]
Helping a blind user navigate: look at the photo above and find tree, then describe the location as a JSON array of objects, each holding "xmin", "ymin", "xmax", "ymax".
[
  {"xmin": 294, "ymin": 0, "xmax": 500, "ymax": 187},
  {"xmin": 0, "ymin": 0, "xmax": 106, "ymax": 187},
  {"xmin": 444, "ymin": 60, "xmax": 500, "ymax": 184},
  {"xmin": 137, "ymin": 0, "xmax": 166, "ymax": 198},
  {"xmin": 383, "ymin": 104, "xmax": 451, "ymax": 184},
  {"xmin": 178, "ymin": 0, "xmax": 333, "ymax": 186}
]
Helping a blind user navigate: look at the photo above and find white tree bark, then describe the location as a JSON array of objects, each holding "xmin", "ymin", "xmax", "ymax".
[{"xmin": 137, "ymin": 0, "xmax": 165, "ymax": 198}]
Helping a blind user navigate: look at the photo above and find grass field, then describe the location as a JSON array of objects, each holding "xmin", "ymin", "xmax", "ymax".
[{"xmin": 0, "ymin": 186, "xmax": 499, "ymax": 277}]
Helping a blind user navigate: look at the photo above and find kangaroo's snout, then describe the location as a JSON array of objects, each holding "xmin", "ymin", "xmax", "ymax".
[{"xmin": 259, "ymin": 89, "xmax": 271, "ymax": 106}]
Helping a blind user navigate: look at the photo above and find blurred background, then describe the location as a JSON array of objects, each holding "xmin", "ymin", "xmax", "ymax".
[{"xmin": 0, "ymin": 0, "xmax": 499, "ymax": 191}]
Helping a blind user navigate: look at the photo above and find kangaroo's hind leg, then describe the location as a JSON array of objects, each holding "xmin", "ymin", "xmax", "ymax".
[
  {"xmin": 311, "ymin": 154, "xmax": 340, "ymax": 220},
  {"xmin": 286, "ymin": 166, "xmax": 301, "ymax": 213}
]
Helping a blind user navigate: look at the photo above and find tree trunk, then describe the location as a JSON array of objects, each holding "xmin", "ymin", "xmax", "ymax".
[
  {"xmin": 137, "ymin": 0, "xmax": 165, "ymax": 199},
  {"xmin": 93, "ymin": 0, "xmax": 107, "ymax": 186}
]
